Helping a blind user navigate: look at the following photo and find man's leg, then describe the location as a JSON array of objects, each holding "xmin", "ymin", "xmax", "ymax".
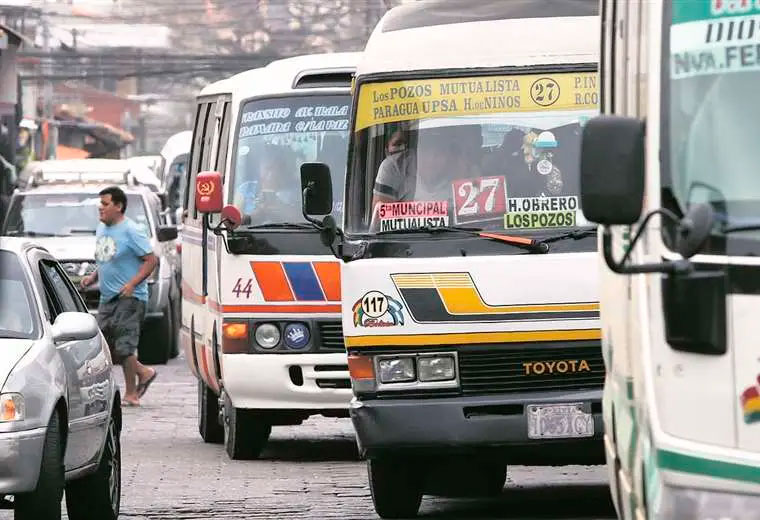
[{"xmin": 113, "ymin": 298, "xmax": 152, "ymax": 404}]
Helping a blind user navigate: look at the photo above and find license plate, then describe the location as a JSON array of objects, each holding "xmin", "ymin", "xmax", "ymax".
[{"xmin": 527, "ymin": 403, "xmax": 594, "ymax": 439}]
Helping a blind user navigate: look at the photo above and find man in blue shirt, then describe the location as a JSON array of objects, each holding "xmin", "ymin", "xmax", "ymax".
[{"xmin": 81, "ymin": 186, "xmax": 158, "ymax": 406}]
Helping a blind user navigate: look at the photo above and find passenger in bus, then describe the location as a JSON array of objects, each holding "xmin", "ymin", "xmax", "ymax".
[
  {"xmin": 371, "ymin": 124, "xmax": 483, "ymax": 208},
  {"xmin": 483, "ymin": 128, "xmax": 547, "ymax": 198}
]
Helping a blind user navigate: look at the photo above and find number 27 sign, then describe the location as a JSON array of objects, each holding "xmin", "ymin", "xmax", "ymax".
[{"xmin": 452, "ymin": 176, "xmax": 507, "ymax": 225}]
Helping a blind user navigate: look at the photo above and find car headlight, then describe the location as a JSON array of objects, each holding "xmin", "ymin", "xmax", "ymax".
[
  {"xmin": 654, "ymin": 483, "xmax": 760, "ymax": 520},
  {"xmin": 254, "ymin": 323, "xmax": 280, "ymax": 349},
  {"xmin": 418, "ymin": 355, "xmax": 456, "ymax": 382},
  {"xmin": 0, "ymin": 393, "xmax": 24, "ymax": 422},
  {"xmin": 283, "ymin": 323, "xmax": 310, "ymax": 349},
  {"xmin": 378, "ymin": 357, "xmax": 416, "ymax": 384}
]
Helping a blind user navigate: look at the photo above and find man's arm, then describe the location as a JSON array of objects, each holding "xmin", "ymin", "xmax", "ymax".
[
  {"xmin": 120, "ymin": 253, "xmax": 158, "ymax": 297},
  {"xmin": 81, "ymin": 269, "xmax": 98, "ymax": 289}
]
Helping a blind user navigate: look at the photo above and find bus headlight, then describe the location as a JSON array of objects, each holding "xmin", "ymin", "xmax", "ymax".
[
  {"xmin": 254, "ymin": 323, "xmax": 280, "ymax": 349},
  {"xmin": 655, "ymin": 484, "xmax": 760, "ymax": 520},
  {"xmin": 378, "ymin": 357, "xmax": 415, "ymax": 384},
  {"xmin": 418, "ymin": 355, "xmax": 456, "ymax": 382}
]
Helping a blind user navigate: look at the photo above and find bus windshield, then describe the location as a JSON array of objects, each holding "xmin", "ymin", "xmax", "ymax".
[
  {"xmin": 667, "ymin": 2, "xmax": 760, "ymax": 235},
  {"xmin": 232, "ymin": 94, "xmax": 350, "ymax": 227},
  {"xmin": 346, "ymin": 72, "xmax": 597, "ymax": 235}
]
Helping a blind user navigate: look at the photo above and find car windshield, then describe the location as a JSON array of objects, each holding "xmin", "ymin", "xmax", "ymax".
[
  {"xmin": 666, "ymin": 2, "xmax": 760, "ymax": 242},
  {"xmin": 0, "ymin": 250, "xmax": 38, "ymax": 339},
  {"xmin": 4, "ymin": 193, "xmax": 151, "ymax": 237},
  {"xmin": 231, "ymin": 94, "xmax": 350, "ymax": 227},
  {"xmin": 346, "ymin": 72, "xmax": 598, "ymax": 235}
]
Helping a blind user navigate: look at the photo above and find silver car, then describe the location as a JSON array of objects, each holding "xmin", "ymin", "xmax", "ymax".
[{"xmin": 0, "ymin": 238, "xmax": 121, "ymax": 520}]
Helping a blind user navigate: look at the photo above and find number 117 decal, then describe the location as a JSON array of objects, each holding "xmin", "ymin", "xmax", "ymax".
[{"xmin": 452, "ymin": 175, "xmax": 507, "ymax": 225}]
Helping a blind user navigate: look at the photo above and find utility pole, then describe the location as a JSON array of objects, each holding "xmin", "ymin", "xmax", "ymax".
[{"xmin": 41, "ymin": 0, "xmax": 55, "ymax": 160}]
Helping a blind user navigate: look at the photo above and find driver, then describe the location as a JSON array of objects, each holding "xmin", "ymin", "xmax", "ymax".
[{"xmin": 248, "ymin": 148, "xmax": 302, "ymax": 223}]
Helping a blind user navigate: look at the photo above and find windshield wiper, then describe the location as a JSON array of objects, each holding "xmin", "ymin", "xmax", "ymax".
[
  {"xmin": 67, "ymin": 228, "xmax": 97, "ymax": 235},
  {"xmin": 0, "ymin": 329, "xmax": 30, "ymax": 339},
  {"xmin": 374, "ymin": 225, "xmax": 482, "ymax": 236},
  {"xmin": 721, "ymin": 222, "xmax": 760, "ymax": 233},
  {"xmin": 374, "ymin": 225, "xmax": 548, "ymax": 253},
  {"xmin": 7, "ymin": 231, "xmax": 60, "ymax": 237},
  {"xmin": 240, "ymin": 222, "xmax": 315, "ymax": 230},
  {"xmin": 536, "ymin": 226, "xmax": 598, "ymax": 246}
]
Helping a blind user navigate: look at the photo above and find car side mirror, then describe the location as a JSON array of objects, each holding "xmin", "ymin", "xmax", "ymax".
[
  {"xmin": 300, "ymin": 162, "xmax": 333, "ymax": 217},
  {"xmin": 157, "ymin": 225, "xmax": 178, "ymax": 242},
  {"xmin": 52, "ymin": 312, "xmax": 99, "ymax": 344},
  {"xmin": 580, "ymin": 116, "xmax": 645, "ymax": 225},
  {"xmin": 195, "ymin": 171, "xmax": 223, "ymax": 214}
]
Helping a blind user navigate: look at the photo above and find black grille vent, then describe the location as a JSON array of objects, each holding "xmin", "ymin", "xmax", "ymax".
[
  {"xmin": 458, "ymin": 345, "xmax": 604, "ymax": 396},
  {"xmin": 318, "ymin": 321, "xmax": 345, "ymax": 352}
]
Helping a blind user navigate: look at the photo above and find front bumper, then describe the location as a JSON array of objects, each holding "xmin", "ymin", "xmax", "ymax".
[
  {"xmin": 222, "ymin": 353, "xmax": 352, "ymax": 410},
  {"xmin": 351, "ymin": 387, "xmax": 605, "ymax": 463},
  {"xmin": 0, "ymin": 427, "xmax": 47, "ymax": 494}
]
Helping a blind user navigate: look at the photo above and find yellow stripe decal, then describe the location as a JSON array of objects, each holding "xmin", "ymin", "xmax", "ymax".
[{"xmin": 344, "ymin": 329, "xmax": 601, "ymax": 348}]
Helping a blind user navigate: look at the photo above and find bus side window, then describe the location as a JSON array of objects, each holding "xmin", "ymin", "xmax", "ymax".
[
  {"xmin": 216, "ymin": 101, "xmax": 231, "ymax": 181},
  {"xmin": 187, "ymin": 102, "xmax": 214, "ymax": 219}
]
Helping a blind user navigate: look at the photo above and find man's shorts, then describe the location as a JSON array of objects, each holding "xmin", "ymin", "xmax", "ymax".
[{"xmin": 97, "ymin": 296, "xmax": 145, "ymax": 364}]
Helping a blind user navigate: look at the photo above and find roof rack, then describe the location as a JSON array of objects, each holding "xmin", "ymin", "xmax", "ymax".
[{"xmin": 20, "ymin": 160, "xmax": 144, "ymax": 189}]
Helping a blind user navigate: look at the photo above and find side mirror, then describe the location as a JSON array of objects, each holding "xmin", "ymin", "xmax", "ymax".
[
  {"xmin": 157, "ymin": 225, "xmax": 178, "ymax": 242},
  {"xmin": 676, "ymin": 203, "xmax": 714, "ymax": 259},
  {"xmin": 300, "ymin": 162, "xmax": 333, "ymax": 216},
  {"xmin": 195, "ymin": 171, "xmax": 223, "ymax": 214},
  {"xmin": 580, "ymin": 116, "xmax": 645, "ymax": 225},
  {"xmin": 52, "ymin": 312, "xmax": 98, "ymax": 344},
  {"xmin": 220, "ymin": 205, "xmax": 243, "ymax": 231}
]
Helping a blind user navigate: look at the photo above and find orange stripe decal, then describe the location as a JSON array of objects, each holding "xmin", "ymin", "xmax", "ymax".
[
  {"xmin": 313, "ymin": 262, "xmax": 341, "ymax": 302},
  {"xmin": 222, "ymin": 304, "xmax": 341, "ymax": 314},
  {"xmin": 251, "ymin": 262, "xmax": 294, "ymax": 301}
]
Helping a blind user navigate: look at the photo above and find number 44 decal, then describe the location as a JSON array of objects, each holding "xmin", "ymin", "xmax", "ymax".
[{"xmin": 232, "ymin": 278, "xmax": 253, "ymax": 299}]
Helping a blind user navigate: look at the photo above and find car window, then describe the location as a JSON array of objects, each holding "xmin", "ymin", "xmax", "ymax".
[
  {"xmin": 0, "ymin": 250, "xmax": 38, "ymax": 339},
  {"xmin": 40, "ymin": 260, "xmax": 84, "ymax": 315}
]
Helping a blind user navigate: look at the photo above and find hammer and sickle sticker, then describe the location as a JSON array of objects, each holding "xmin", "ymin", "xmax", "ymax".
[{"xmin": 197, "ymin": 181, "xmax": 215, "ymax": 196}]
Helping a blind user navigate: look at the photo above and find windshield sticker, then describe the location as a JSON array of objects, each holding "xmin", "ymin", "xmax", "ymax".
[
  {"xmin": 508, "ymin": 196, "xmax": 579, "ymax": 213},
  {"xmin": 741, "ymin": 374, "xmax": 760, "ymax": 424},
  {"xmin": 377, "ymin": 201, "xmax": 449, "ymax": 232},
  {"xmin": 452, "ymin": 176, "xmax": 507, "ymax": 225},
  {"xmin": 356, "ymin": 72, "xmax": 598, "ymax": 131},
  {"xmin": 239, "ymin": 103, "xmax": 349, "ymax": 138},
  {"xmin": 671, "ymin": 4, "xmax": 760, "ymax": 78},
  {"xmin": 353, "ymin": 291, "xmax": 405, "ymax": 327},
  {"xmin": 505, "ymin": 211, "xmax": 576, "ymax": 229}
]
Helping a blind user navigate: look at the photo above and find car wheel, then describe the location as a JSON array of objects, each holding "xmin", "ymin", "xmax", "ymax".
[
  {"xmin": 198, "ymin": 380, "xmax": 223, "ymax": 444},
  {"xmin": 15, "ymin": 413, "xmax": 64, "ymax": 520},
  {"xmin": 368, "ymin": 457, "xmax": 423, "ymax": 519},
  {"xmin": 65, "ymin": 413, "xmax": 121, "ymax": 520},
  {"xmin": 223, "ymin": 393, "xmax": 270, "ymax": 460},
  {"xmin": 138, "ymin": 306, "xmax": 172, "ymax": 365}
]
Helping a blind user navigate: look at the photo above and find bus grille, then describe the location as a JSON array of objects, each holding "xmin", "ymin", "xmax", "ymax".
[
  {"xmin": 318, "ymin": 321, "xmax": 345, "ymax": 352},
  {"xmin": 458, "ymin": 344, "xmax": 604, "ymax": 396}
]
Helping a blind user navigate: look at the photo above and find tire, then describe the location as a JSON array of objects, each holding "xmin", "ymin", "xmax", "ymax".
[
  {"xmin": 138, "ymin": 306, "xmax": 172, "ymax": 365},
  {"xmin": 478, "ymin": 462, "xmax": 507, "ymax": 496},
  {"xmin": 223, "ymin": 393, "xmax": 271, "ymax": 460},
  {"xmin": 15, "ymin": 413, "xmax": 64, "ymax": 520},
  {"xmin": 198, "ymin": 380, "xmax": 223, "ymax": 444},
  {"xmin": 65, "ymin": 413, "xmax": 121, "ymax": 520},
  {"xmin": 169, "ymin": 298, "xmax": 180, "ymax": 359},
  {"xmin": 368, "ymin": 458, "xmax": 423, "ymax": 519}
]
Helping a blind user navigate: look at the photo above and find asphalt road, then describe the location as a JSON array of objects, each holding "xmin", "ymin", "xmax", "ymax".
[{"xmin": 2, "ymin": 353, "xmax": 617, "ymax": 520}]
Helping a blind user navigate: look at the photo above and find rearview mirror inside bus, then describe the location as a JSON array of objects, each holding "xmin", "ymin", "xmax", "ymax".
[
  {"xmin": 300, "ymin": 162, "xmax": 333, "ymax": 216},
  {"xmin": 195, "ymin": 170, "xmax": 223, "ymax": 214},
  {"xmin": 580, "ymin": 116, "xmax": 645, "ymax": 225}
]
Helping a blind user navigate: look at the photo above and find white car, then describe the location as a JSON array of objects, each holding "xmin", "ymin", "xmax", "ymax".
[{"xmin": 0, "ymin": 238, "xmax": 121, "ymax": 520}]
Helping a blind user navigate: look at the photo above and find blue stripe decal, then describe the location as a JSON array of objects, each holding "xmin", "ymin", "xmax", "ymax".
[{"xmin": 283, "ymin": 262, "xmax": 325, "ymax": 301}]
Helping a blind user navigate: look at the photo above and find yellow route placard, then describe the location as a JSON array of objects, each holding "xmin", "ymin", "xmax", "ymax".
[{"xmin": 355, "ymin": 72, "xmax": 597, "ymax": 131}]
